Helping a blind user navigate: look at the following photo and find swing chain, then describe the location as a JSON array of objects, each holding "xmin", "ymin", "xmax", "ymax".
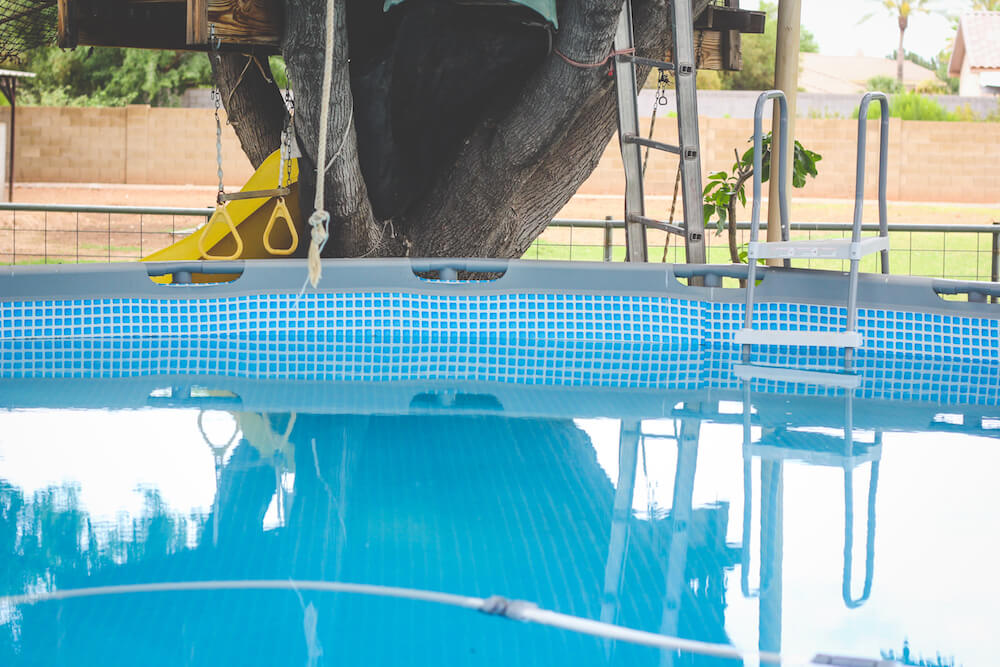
[
  {"xmin": 212, "ymin": 87, "xmax": 224, "ymax": 204},
  {"xmin": 655, "ymin": 68, "xmax": 670, "ymax": 107},
  {"xmin": 279, "ymin": 91, "xmax": 295, "ymax": 189}
]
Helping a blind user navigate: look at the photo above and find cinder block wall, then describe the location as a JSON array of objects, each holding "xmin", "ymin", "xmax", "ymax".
[
  {"xmin": 7, "ymin": 106, "xmax": 1000, "ymax": 203},
  {"xmin": 578, "ymin": 116, "xmax": 1000, "ymax": 204},
  {"xmin": 9, "ymin": 105, "xmax": 253, "ymax": 186}
]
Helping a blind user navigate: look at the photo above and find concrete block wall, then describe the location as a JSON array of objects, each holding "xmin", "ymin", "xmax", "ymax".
[
  {"xmin": 7, "ymin": 106, "xmax": 1000, "ymax": 204},
  {"xmin": 579, "ymin": 116, "xmax": 1000, "ymax": 204},
  {"xmin": 10, "ymin": 105, "xmax": 253, "ymax": 186}
]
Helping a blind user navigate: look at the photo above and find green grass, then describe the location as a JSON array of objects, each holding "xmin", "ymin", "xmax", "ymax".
[{"xmin": 525, "ymin": 229, "xmax": 997, "ymax": 281}]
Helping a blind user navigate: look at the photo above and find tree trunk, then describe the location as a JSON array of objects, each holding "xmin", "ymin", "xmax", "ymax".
[
  {"xmin": 216, "ymin": 0, "xmax": 709, "ymax": 258},
  {"xmin": 896, "ymin": 13, "xmax": 907, "ymax": 85},
  {"xmin": 210, "ymin": 53, "xmax": 287, "ymax": 169}
]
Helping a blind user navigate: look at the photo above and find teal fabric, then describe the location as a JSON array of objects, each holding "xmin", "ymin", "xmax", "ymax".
[{"xmin": 383, "ymin": 0, "xmax": 558, "ymax": 27}]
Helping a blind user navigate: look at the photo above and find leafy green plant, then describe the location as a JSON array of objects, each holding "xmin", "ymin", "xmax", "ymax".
[
  {"xmin": 702, "ymin": 133, "xmax": 821, "ymax": 263},
  {"xmin": 855, "ymin": 92, "xmax": 956, "ymax": 121},
  {"xmin": 867, "ymin": 75, "xmax": 903, "ymax": 94},
  {"xmin": 19, "ymin": 46, "xmax": 213, "ymax": 107}
]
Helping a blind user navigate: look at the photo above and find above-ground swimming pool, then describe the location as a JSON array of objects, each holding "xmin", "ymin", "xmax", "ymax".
[{"xmin": 1, "ymin": 259, "xmax": 998, "ymax": 666}]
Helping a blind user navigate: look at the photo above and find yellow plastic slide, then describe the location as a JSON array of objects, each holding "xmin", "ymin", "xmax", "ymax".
[{"xmin": 143, "ymin": 149, "xmax": 302, "ymax": 268}]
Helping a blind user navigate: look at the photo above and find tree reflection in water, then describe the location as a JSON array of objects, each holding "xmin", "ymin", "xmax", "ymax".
[{"xmin": 1, "ymin": 414, "xmax": 742, "ymax": 667}]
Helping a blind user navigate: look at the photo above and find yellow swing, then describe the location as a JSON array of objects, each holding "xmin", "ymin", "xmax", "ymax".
[{"xmin": 143, "ymin": 93, "xmax": 302, "ymax": 268}]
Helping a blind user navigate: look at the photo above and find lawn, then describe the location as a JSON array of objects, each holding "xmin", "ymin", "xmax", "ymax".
[{"xmin": 526, "ymin": 227, "xmax": 997, "ymax": 282}]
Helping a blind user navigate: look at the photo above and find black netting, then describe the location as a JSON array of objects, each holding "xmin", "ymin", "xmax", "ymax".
[{"xmin": 0, "ymin": 0, "xmax": 56, "ymax": 64}]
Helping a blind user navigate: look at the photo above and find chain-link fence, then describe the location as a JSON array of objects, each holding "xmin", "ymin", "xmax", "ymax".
[
  {"xmin": 2, "ymin": 203, "xmax": 998, "ymax": 285},
  {"xmin": 528, "ymin": 218, "xmax": 1000, "ymax": 283},
  {"xmin": 0, "ymin": 203, "xmax": 212, "ymax": 265}
]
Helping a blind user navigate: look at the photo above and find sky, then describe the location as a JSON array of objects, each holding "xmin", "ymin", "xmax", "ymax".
[{"xmin": 743, "ymin": 0, "xmax": 974, "ymax": 62}]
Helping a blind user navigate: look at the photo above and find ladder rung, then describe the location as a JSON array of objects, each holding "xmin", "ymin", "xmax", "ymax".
[
  {"xmin": 616, "ymin": 54, "xmax": 676, "ymax": 72},
  {"xmin": 627, "ymin": 214, "xmax": 684, "ymax": 236},
  {"xmin": 734, "ymin": 329, "xmax": 863, "ymax": 349},
  {"xmin": 219, "ymin": 187, "xmax": 291, "ymax": 203},
  {"xmin": 621, "ymin": 134, "xmax": 682, "ymax": 155},
  {"xmin": 748, "ymin": 236, "xmax": 889, "ymax": 261},
  {"xmin": 733, "ymin": 363, "xmax": 862, "ymax": 389}
]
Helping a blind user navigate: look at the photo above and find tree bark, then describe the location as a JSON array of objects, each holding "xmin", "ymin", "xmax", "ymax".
[
  {"xmin": 284, "ymin": 0, "xmax": 392, "ymax": 257},
  {"xmin": 210, "ymin": 53, "xmax": 287, "ymax": 169},
  {"xmin": 896, "ymin": 13, "xmax": 907, "ymax": 85},
  {"xmin": 214, "ymin": 0, "xmax": 710, "ymax": 259}
]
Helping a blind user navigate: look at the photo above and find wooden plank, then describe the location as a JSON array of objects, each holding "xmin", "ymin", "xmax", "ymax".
[
  {"xmin": 187, "ymin": 0, "xmax": 208, "ymax": 45},
  {"xmin": 722, "ymin": 29, "xmax": 741, "ymax": 70},
  {"xmin": 694, "ymin": 5, "xmax": 765, "ymax": 33},
  {"xmin": 204, "ymin": 0, "xmax": 282, "ymax": 47},
  {"xmin": 694, "ymin": 30, "xmax": 722, "ymax": 70}
]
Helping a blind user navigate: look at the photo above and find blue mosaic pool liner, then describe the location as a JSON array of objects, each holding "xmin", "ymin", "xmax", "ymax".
[
  {"xmin": 2, "ymin": 338, "xmax": 998, "ymax": 407},
  {"xmin": 2, "ymin": 292, "xmax": 997, "ymax": 363}
]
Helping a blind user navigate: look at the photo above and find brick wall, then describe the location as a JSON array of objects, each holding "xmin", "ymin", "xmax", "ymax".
[{"xmin": 6, "ymin": 106, "xmax": 999, "ymax": 203}]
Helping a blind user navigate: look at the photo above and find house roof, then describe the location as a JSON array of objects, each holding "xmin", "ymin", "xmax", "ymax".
[
  {"xmin": 948, "ymin": 12, "xmax": 1000, "ymax": 76},
  {"xmin": 799, "ymin": 53, "xmax": 936, "ymax": 94}
]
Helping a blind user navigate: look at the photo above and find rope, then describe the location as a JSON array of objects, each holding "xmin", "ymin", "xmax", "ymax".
[
  {"xmin": 2, "ymin": 579, "xmax": 796, "ymax": 664},
  {"xmin": 306, "ymin": 0, "xmax": 337, "ymax": 289},
  {"xmin": 324, "ymin": 105, "xmax": 354, "ymax": 172},
  {"xmin": 661, "ymin": 165, "xmax": 681, "ymax": 262},
  {"xmin": 554, "ymin": 47, "xmax": 634, "ymax": 69}
]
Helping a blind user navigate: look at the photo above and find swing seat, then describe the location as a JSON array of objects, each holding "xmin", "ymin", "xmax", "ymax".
[{"xmin": 143, "ymin": 149, "xmax": 301, "ymax": 279}]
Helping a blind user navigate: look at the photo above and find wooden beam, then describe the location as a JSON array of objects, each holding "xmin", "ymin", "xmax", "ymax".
[
  {"xmin": 186, "ymin": 0, "xmax": 283, "ymax": 48},
  {"xmin": 694, "ymin": 5, "xmax": 765, "ymax": 34},
  {"xmin": 56, "ymin": 0, "xmax": 77, "ymax": 49},
  {"xmin": 187, "ymin": 0, "xmax": 208, "ymax": 44},
  {"xmin": 665, "ymin": 31, "xmax": 748, "ymax": 71}
]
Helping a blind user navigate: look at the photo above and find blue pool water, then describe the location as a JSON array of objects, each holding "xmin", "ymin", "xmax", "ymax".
[
  {"xmin": 2, "ymin": 265, "xmax": 998, "ymax": 666},
  {"xmin": 1, "ymin": 355, "xmax": 998, "ymax": 666}
]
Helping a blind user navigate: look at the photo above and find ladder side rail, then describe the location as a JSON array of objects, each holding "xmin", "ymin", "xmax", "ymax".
[
  {"xmin": 846, "ymin": 92, "xmax": 890, "ymax": 363},
  {"xmin": 852, "ymin": 92, "xmax": 890, "ymax": 245},
  {"xmin": 613, "ymin": 0, "xmax": 648, "ymax": 263},
  {"xmin": 671, "ymin": 0, "xmax": 706, "ymax": 264},
  {"xmin": 842, "ymin": 457, "xmax": 880, "ymax": 609},
  {"xmin": 853, "ymin": 92, "xmax": 892, "ymax": 276},
  {"xmin": 743, "ymin": 90, "xmax": 789, "ymax": 343}
]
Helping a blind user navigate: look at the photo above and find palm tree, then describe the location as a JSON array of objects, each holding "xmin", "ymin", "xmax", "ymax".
[{"xmin": 864, "ymin": 1, "xmax": 934, "ymax": 85}]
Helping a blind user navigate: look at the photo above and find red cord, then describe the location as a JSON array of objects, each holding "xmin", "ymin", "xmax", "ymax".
[{"xmin": 554, "ymin": 47, "xmax": 636, "ymax": 69}]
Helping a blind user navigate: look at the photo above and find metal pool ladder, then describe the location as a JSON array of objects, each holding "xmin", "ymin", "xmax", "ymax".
[
  {"xmin": 736, "ymin": 366, "xmax": 881, "ymax": 613},
  {"xmin": 735, "ymin": 91, "xmax": 891, "ymax": 362}
]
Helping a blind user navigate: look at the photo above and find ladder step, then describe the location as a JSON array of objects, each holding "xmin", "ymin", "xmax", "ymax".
[
  {"xmin": 733, "ymin": 363, "xmax": 862, "ymax": 389},
  {"xmin": 734, "ymin": 329, "xmax": 863, "ymax": 349},
  {"xmin": 748, "ymin": 236, "xmax": 889, "ymax": 261},
  {"xmin": 621, "ymin": 134, "xmax": 682, "ymax": 156},
  {"xmin": 219, "ymin": 187, "xmax": 291, "ymax": 203},
  {"xmin": 616, "ymin": 54, "xmax": 676, "ymax": 72},
  {"xmin": 627, "ymin": 214, "xmax": 685, "ymax": 236}
]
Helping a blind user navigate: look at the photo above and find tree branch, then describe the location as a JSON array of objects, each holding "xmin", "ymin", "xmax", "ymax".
[
  {"xmin": 397, "ymin": 0, "xmax": 623, "ymax": 256},
  {"xmin": 400, "ymin": 0, "xmax": 710, "ymax": 258}
]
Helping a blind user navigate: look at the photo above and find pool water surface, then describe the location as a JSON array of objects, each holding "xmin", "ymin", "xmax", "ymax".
[{"xmin": 1, "ymin": 367, "xmax": 997, "ymax": 666}]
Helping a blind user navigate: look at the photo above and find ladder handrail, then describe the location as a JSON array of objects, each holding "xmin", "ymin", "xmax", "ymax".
[
  {"xmin": 843, "ymin": 459, "xmax": 879, "ymax": 608},
  {"xmin": 750, "ymin": 90, "xmax": 791, "ymax": 249},
  {"xmin": 854, "ymin": 92, "xmax": 890, "ymax": 275}
]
